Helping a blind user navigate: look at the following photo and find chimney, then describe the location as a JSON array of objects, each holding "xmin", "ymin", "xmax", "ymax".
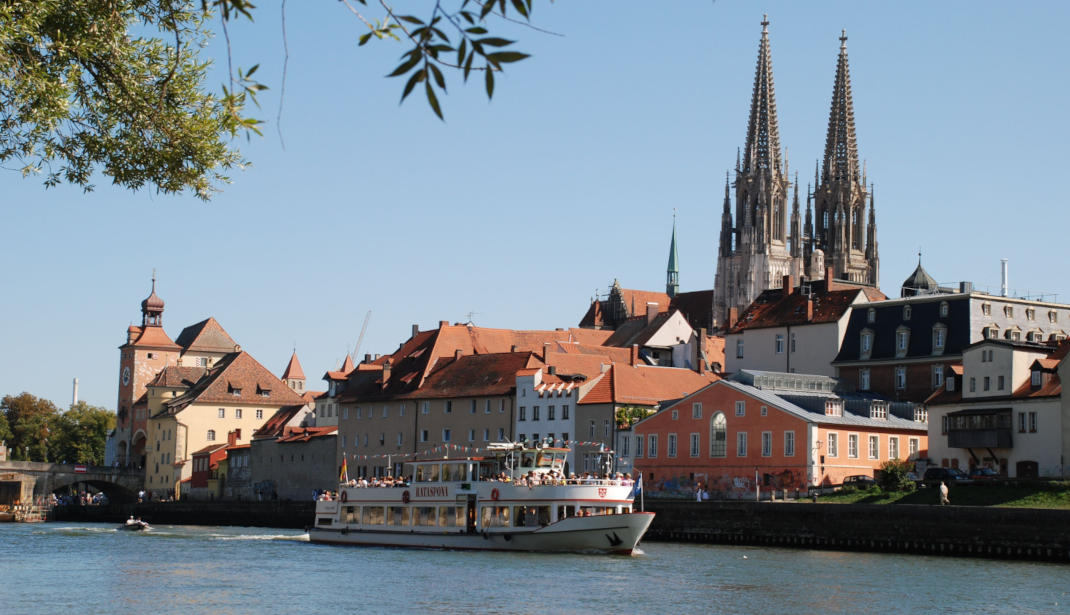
[
  {"xmin": 825, "ymin": 265, "xmax": 836, "ymax": 290},
  {"xmin": 228, "ymin": 429, "xmax": 240, "ymax": 446},
  {"xmin": 364, "ymin": 353, "xmax": 372, "ymax": 363},
  {"xmin": 782, "ymin": 275, "xmax": 794, "ymax": 296},
  {"xmin": 806, "ymin": 297, "xmax": 814, "ymax": 321},
  {"xmin": 412, "ymin": 324, "xmax": 420, "ymax": 338},
  {"xmin": 646, "ymin": 302, "xmax": 658, "ymax": 325},
  {"xmin": 959, "ymin": 281, "xmax": 973, "ymax": 294},
  {"xmin": 439, "ymin": 320, "xmax": 450, "ymax": 329},
  {"xmin": 454, "ymin": 349, "xmax": 463, "ymax": 360},
  {"xmin": 543, "ymin": 342, "xmax": 551, "ymax": 361},
  {"xmin": 1001, "ymin": 258, "xmax": 1009, "ymax": 297},
  {"xmin": 381, "ymin": 359, "xmax": 392, "ymax": 390},
  {"xmin": 510, "ymin": 345, "xmax": 518, "ymax": 353},
  {"xmin": 631, "ymin": 344, "xmax": 640, "ymax": 366},
  {"xmin": 72, "ymin": 378, "xmax": 79, "ymax": 406},
  {"xmin": 548, "ymin": 365, "xmax": 557, "ymax": 375},
  {"xmin": 727, "ymin": 307, "xmax": 739, "ymax": 330}
]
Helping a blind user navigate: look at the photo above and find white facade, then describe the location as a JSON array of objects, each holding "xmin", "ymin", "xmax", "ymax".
[{"xmin": 515, "ymin": 368, "xmax": 581, "ymax": 471}]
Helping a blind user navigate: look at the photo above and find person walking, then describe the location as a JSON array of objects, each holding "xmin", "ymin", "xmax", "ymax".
[{"xmin": 938, "ymin": 481, "xmax": 950, "ymax": 505}]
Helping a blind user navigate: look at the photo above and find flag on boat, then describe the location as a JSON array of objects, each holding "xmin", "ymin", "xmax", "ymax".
[
  {"xmin": 630, "ymin": 473, "xmax": 643, "ymax": 499},
  {"xmin": 339, "ymin": 455, "xmax": 348, "ymax": 483}
]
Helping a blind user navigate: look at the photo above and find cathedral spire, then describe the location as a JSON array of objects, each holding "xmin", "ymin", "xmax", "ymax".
[
  {"xmin": 720, "ymin": 173, "xmax": 734, "ymax": 257},
  {"xmin": 821, "ymin": 29, "xmax": 861, "ymax": 185},
  {"xmin": 790, "ymin": 172, "xmax": 802, "ymax": 258},
  {"xmin": 741, "ymin": 14, "xmax": 784, "ymax": 178},
  {"xmin": 666, "ymin": 212, "xmax": 680, "ymax": 298}
]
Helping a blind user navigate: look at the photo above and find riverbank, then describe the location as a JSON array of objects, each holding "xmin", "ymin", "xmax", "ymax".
[
  {"xmin": 50, "ymin": 499, "xmax": 1070, "ymax": 563},
  {"xmin": 817, "ymin": 481, "xmax": 1070, "ymax": 508}
]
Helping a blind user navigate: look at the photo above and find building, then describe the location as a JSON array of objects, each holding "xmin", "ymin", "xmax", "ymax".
[
  {"xmin": 631, "ymin": 371, "xmax": 927, "ymax": 498},
  {"xmin": 833, "ymin": 264, "xmax": 1070, "ymax": 401},
  {"xmin": 725, "ymin": 272, "xmax": 885, "ymax": 377},
  {"xmin": 250, "ymin": 403, "xmax": 336, "ymax": 501},
  {"xmin": 925, "ymin": 340, "xmax": 1065, "ymax": 477},
  {"xmin": 713, "ymin": 19, "xmax": 879, "ymax": 327}
]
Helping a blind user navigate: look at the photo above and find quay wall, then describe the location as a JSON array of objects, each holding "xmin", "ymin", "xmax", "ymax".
[
  {"xmin": 52, "ymin": 500, "xmax": 1070, "ymax": 562},
  {"xmin": 644, "ymin": 501, "xmax": 1070, "ymax": 563}
]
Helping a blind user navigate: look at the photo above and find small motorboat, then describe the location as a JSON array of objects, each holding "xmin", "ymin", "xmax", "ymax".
[{"xmin": 118, "ymin": 517, "xmax": 151, "ymax": 531}]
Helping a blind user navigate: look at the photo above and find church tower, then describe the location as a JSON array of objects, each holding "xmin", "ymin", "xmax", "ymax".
[
  {"xmin": 713, "ymin": 16, "xmax": 801, "ymax": 327},
  {"xmin": 812, "ymin": 30, "xmax": 879, "ymax": 285},
  {"xmin": 666, "ymin": 214, "xmax": 680, "ymax": 298}
]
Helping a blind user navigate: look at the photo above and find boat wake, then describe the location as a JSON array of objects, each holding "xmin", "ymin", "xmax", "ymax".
[{"xmin": 210, "ymin": 533, "xmax": 309, "ymax": 542}]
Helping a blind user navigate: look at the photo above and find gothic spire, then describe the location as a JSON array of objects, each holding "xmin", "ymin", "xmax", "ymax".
[
  {"xmin": 790, "ymin": 172, "xmax": 802, "ymax": 258},
  {"xmin": 666, "ymin": 212, "xmax": 680, "ymax": 298},
  {"xmin": 821, "ymin": 29, "xmax": 861, "ymax": 185},
  {"xmin": 742, "ymin": 15, "xmax": 784, "ymax": 178}
]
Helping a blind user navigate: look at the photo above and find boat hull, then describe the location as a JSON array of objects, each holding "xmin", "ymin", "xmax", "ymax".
[{"xmin": 307, "ymin": 511, "xmax": 654, "ymax": 554}]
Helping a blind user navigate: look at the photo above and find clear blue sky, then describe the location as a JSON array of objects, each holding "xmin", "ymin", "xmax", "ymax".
[{"xmin": 2, "ymin": 1, "xmax": 1068, "ymax": 410}]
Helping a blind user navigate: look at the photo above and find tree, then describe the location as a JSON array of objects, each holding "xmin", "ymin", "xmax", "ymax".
[
  {"xmin": 1, "ymin": 0, "xmax": 537, "ymax": 200},
  {"xmin": 48, "ymin": 401, "xmax": 116, "ymax": 465},
  {"xmin": 0, "ymin": 409, "xmax": 12, "ymax": 446},
  {"xmin": 1, "ymin": 392, "xmax": 58, "ymax": 461}
]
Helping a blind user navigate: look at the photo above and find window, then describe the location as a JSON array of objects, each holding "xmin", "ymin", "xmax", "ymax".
[
  {"xmin": 1029, "ymin": 411, "xmax": 1037, "ymax": 433},
  {"xmin": 198, "ymin": 356, "xmax": 208, "ymax": 367},
  {"xmin": 519, "ymin": 406, "xmax": 526, "ymax": 421},
  {"xmin": 589, "ymin": 421, "xmax": 595, "ymax": 439},
  {"xmin": 1032, "ymin": 370, "xmax": 1042, "ymax": 387},
  {"xmin": 421, "ymin": 401, "xmax": 429, "ymax": 414},
  {"xmin": 667, "ymin": 434, "xmax": 677, "ymax": 458},
  {"xmin": 444, "ymin": 401, "xmax": 452, "ymax": 414},
  {"xmin": 848, "ymin": 434, "xmax": 859, "ymax": 458},
  {"xmin": 235, "ymin": 408, "xmax": 242, "ymax": 419},
  {"xmin": 895, "ymin": 366, "xmax": 907, "ymax": 390},
  {"xmin": 791, "ymin": 333, "xmax": 797, "ymax": 353},
  {"xmin": 648, "ymin": 435, "xmax": 658, "ymax": 458},
  {"xmin": 827, "ymin": 433, "xmax": 838, "ymax": 457},
  {"xmin": 760, "ymin": 405, "xmax": 768, "ymax": 417},
  {"xmin": 548, "ymin": 405, "xmax": 555, "ymax": 420},
  {"xmin": 468, "ymin": 429, "xmax": 475, "ymax": 442},
  {"xmin": 761, "ymin": 431, "xmax": 772, "ymax": 457},
  {"xmin": 895, "ymin": 327, "xmax": 910, "ymax": 356},
  {"xmin": 1005, "ymin": 328, "xmax": 1021, "ymax": 342},
  {"xmin": 867, "ymin": 308, "xmax": 876, "ymax": 323},
  {"xmin": 984, "ymin": 326, "xmax": 998, "ymax": 339},
  {"xmin": 671, "ymin": 409, "xmax": 679, "ymax": 420},
  {"xmin": 909, "ymin": 438, "xmax": 919, "ymax": 456},
  {"xmin": 690, "ymin": 433, "xmax": 700, "ymax": 457},
  {"xmin": 736, "ymin": 432, "xmax": 748, "ymax": 457},
  {"xmin": 562, "ymin": 405, "xmax": 569, "ymax": 419},
  {"xmin": 859, "ymin": 368, "xmax": 871, "ymax": 391},
  {"xmin": 868, "ymin": 435, "xmax": 879, "ymax": 459},
  {"xmin": 382, "ymin": 405, "xmax": 388, "ymax": 418},
  {"xmin": 692, "ymin": 403, "xmax": 702, "ymax": 419},
  {"xmin": 518, "ymin": 433, "xmax": 526, "ymax": 443},
  {"xmin": 932, "ymin": 365, "xmax": 944, "ymax": 388},
  {"xmin": 889, "ymin": 436, "xmax": 900, "ymax": 460},
  {"xmin": 604, "ymin": 419, "xmax": 610, "ymax": 437},
  {"xmin": 735, "ymin": 401, "xmax": 745, "ymax": 417},
  {"xmin": 1018, "ymin": 412, "xmax": 1027, "ymax": 433},
  {"xmin": 207, "ymin": 429, "xmax": 216, "ymax": 441},
  {"xmin": 485, "ymin": 400, "xmax": 492, "ymax": 414},
  {"xmin": 982, "ymin": 303, "xmax": 991, "ymax": 316},
  {"xmin": 903, "ymin": 305, "xmax": 912, "ymax": 321},
  {"xmin": 710, "ymin": 413, "xmax": 727, "ymax": 457},
  {"xmin": 635, "ymin": 435, "xmax": 644, "ymax": 458},
  {"xmin": 932, "ymin": 326, "xmax": 946, "ymax": 353},
  {"xmin": 470, "ymin": 400, "xmax": 477, "ymax": 414},
  {"xmin": 218, "ymin": 408, "xmax": 225, "ymax": 418},
  {"xmin": 442, "ymin": 429, "xmax": 451, "ymax": 442},
  {"xmin": 1004, "ymin": 305, "xmax": 1013, "ymax": 318},
  {"xmin": 356, "ymin": 406, "xmax": 362, "ymax": 419},
  {"xmin": 736, "ymin": 339, "xmax": 744, "ymax": 358},
  {"xmin": 421, "ymin": 430, "xmax": 429, "ymax": 443},
  {"xmin": 498, "ymin": 428, "xmax": 505, "ymax": 440},
  {"xmin": 983, "ymin": 376, "xmax": 990, "ymax": 391},
  {"xmin": 1049, "ymin": 310, "xmax": 1058, "ymax": 323},
  {"xmin": 775, "ymin": 334, "xmax": 785, "ymax": 354},
  {"xmin": 1026, "ymin": 308, "xmax": 1036, "ymax": 321},
  {"xmin": 342, "ymin": 407, "xmax": 349, "ymax": 420},
  {"xmin": 860, "ymin": 330, "xmax": 873, "ymax": 357},
  {"xmin": 398, "ymin": 432, "xmax": 404, "ymax": 446},
  {"xmin": 939, "ymin": 302, "xmax": 949, "ymax": 318},
  {"xmin": 784, "ymin": 431, "xmax": 795, "ymax": 457},
  {"xmin": 621, "ymin": 436, "xmax": 630, "ymax": 457},
  {"xmin": 998, "ymin": 375, "xmax": 1005, "ymax": 390},
  {"xmin": 532, "ymin": 406, "xmax": 540, "ymax": 421}
]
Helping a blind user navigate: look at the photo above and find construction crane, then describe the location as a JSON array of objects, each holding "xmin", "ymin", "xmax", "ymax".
[{"xmin": 351, "ymin": 310, "xmax": 372, "ymax": 363}]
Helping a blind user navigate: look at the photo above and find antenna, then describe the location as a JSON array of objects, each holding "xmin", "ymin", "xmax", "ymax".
[{"xmin": 464, "ymin": 311, "xmax": 479, "ymax": 325}]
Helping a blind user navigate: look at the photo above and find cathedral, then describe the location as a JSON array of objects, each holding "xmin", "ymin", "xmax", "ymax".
[{"xmin": 713, "ymin": 17, "xmax": 879, "ymax": 327}]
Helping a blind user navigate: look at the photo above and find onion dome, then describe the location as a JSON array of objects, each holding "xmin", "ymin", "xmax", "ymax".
[
  {"xmin": 901, "ymin": 256, "xmax": 938, "ymax": 297},
  {"xmin": 141, "ymin": 273, "xmax": 165, "ymax": 326}
]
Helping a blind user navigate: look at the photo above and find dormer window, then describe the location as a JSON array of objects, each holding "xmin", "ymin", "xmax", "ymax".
[
  {"xmin": 983, "ymin": 326, "xmax": 999, "ymax": 339},
  {"xmin": 1004, "ymin": 327, "xmax": 1021, "ymax": 342},
  {"xmin": 1049, "ymin": 310, "xmax": 1058, "ymax": 323},
  {"xmin": 1031, "ymin": 370, "xmax": 1042, "ymax": 388},
  {"xmin": 1050, "ymin": 331, "xmax": 1066, "ymax": 342},
  {"xmin": 860, "ymin": 329, "xmax": 874, "ymax": 359},
  {"xmin": 256, "ymin": 384, "xmax": 271, "ymax": 397},
  {"xmin": 946, "ymin": 375, "xmax": 955, "ymax": 392},
  {"xmin": 824, "ymin": 400, "xmax": 843, "ymax": 417},
  {"xmin": 1004, "ymin": 305, "xmax": 1014, "ymax": 318},
  {"xmin": 869, "ymin": 401, "xmax": 888, "ymax": 420},
  {"xmin": 867, "ymin": 308, "xmax": 876, "ymax": 324},
  {"xmin": 1026, "ymin": 330, "xmax": 1044, "ymax": 343},
  {"xmin": 939, "ymin": 301, "xmax": 949, "ymax": 318},
  {"xmin": 895, "ymin": 326, "xmax": 911, "ymax": 357},
  {"xmin": 982, "ymin": 303, "xmax": 991, "ymax": 316},
  {"xmin": 913, "ymin": 406, "xmax": 928, "ymax": 423},
  {"xmin": 932, "ymin": 325, "xmax": 947, "ymax": 355},
  {"xmin": 1026, "ymin": 308, "xmax": 1036, "ymax": 321},
  {"xmin": 903, "ymin": 305, "xmax": 912, "ymax": 321},
  {"xmin": 227, "ymin": 383, "xmax": 242, "ymax": 396}
]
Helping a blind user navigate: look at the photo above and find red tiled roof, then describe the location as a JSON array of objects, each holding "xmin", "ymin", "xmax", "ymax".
[
  {"xmin": 728, "ymin": 281, "xmax": 883, "ymax": 333},
  {"xmin": 149, "ymin": 366, "xmax": 204, "ymax": 389},
  {"xmin": 252, "ymin": 404, "xmax": 309, "ymax": 439},
  {"xmin": 192, "ymin": 442, "xmax": 228, "ymax": 456},
  {"xmin": 581, "ymin": 370, "xmax": 614, "ymax": 404},
  {"xmin": 409, "ymin": 352, "xmax": 538, "ymax": 399},
  {"xmin": 174, "ymin": 317, "xmax": 238, "ymax": 353},
  {"xmin": 163, "ymin": 352, "xmax": 305, "ymax": 413},
  {"xmin": 282, "ymin": 351, "xmax": 305, "ymax": 380},
  {"xmin": 705, "ymin": 335, "xmax": 726, "ymax": 370},
  {"xmin": 126, "ymin": 325, "xmax": 181, "ymax": 350},
  {"xmin": 276, "ymin": 426, "xmax": 337, "ymax": 443}
]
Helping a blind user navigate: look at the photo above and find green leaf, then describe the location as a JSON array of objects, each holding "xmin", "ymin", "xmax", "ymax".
[
  {"xmin": 463, "ymin": 51, "xmax": 475, "ymax": 82},
  {"xmin": 476, "ymin": 37, "xmax": 514, "ymax": 48},
  {"xmin": 388, "ymin": 51, "xmax": 422, "ymax": 77},
  {"xmin": 457, "ymin": 38, "xmax": 467, "ymax": 67},
  {"xmin": 429, "ymin": 63, "xmax": 446, "ymax": 90},
  {"xmin": 511, "ymin": 0, "xmax": 530, "ymax": 18},
  {"xmin": 485, "ymin": 66, "xmax": 495, "ymax": 99},
  {"xmin": 359, "ymin": 32, "xmax": 373, "ymax": 46},
  {"xmin": 401, "ymin": 68, "xmax": 425, "ymax": 102},
  {"xmin": 487, "ymin": 51, "xmax": 530, "ymax": 64},
  {"xmin": 425, "ymin": 80, "xmax": 444, "ymax": 120},
  {"xmin": 397, "ymin": 15, "xmax": 424, "ymax": 25},
  {"xmin": 465, "ymin": 26, "xmax": 488, "ymax": 35}
]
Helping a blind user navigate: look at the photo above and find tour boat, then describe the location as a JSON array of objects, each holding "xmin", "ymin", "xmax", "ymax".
[{"xmin": 307, "ymin": 443, "xmax": 653, "ymax": 554}]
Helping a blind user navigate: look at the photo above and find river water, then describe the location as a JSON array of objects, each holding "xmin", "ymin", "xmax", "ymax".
[{"xmin": 0, "ymin": 522, "xmax": 1066, "ymax": 614}]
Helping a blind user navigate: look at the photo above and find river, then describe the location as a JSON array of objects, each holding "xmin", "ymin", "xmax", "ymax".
[{"xmin": 0, "ymin": 522, "xmax": 1066, "ymax": 614}]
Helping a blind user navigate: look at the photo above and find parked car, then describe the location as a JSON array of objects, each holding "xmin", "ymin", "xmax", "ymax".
[
  {"xmin": 918, "ymin": 467, "xmax": 970, "ymax": 487},
  {"xmin": 841, "ymin": 474, "xmax": 877, "ymax": 489},
  {"xmin": 968, "ymin": 467, "xmax": 1000, "ymax": 480}
]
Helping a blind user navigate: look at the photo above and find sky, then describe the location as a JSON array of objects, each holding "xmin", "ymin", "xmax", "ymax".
[{"xmin": 3, "ymin": 1, "xmax": 1069, "ymax": 411}]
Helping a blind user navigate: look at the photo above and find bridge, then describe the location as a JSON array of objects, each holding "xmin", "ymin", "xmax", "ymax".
[{"xmin": 0, "ymin": 460, "xmax": 144, "ymax": 506}]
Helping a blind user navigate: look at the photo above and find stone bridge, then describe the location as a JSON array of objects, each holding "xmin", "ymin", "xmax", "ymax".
[{"xmin": 0, "ymin": 460, "xmax": 144, "ymax": 505}]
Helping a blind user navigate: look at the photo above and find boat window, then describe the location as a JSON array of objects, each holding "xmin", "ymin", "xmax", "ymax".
[
  {"xmin": 387, "ymin": 506, "xmax": 410, "ymax": 526},
  {"xmin": 344, "ymin": 506, "xmax": 359, "ymax": 524},
  {"xmin": 361, "ymin": 506, "xmax": 385, "ymax": 526},
  {"xmin": 480, "ymin": 506, "xmax": 511, "ymax": 527},
  {"xmin": 442, "ymin": 462, "xmax": 466, "ymax": 481},
  {"xmin": 438, "ymin": 506, "xmax": 463, "ymax": 527},
  {"xmin": 521, "ymin": 452, "xmax": 535, "ymax": 468},
  {"xmin": 416, "ymin": 464, "xmax": 440, "ymax": 482},
  {"xmin": 415, "ymin": 506, "xmax": 437, "ymax": 526},
  {"xmin": 317, "ymin": 517, "xmax": 332, "ymax": 526},
  {"xmin": 535, "ymin": 452, "xmax": 553, "ymax": 468}
]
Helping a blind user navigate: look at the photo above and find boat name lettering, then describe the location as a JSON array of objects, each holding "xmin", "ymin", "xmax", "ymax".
[{"xmin": 415, "ymin": 486, "xmax": 449, "ymax": 497}]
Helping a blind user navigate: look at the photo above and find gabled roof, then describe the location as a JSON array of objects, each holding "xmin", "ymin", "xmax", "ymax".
[
  {"xmin": 580, "ymin": 364, "xmax": 718, "ymax": 407},
  {"xmin": 161, "ymin": 351, "xmax": 305, "ymax": 415},
  {"xmin": 123, "ymin": 325, "xmax": 181, "ymax": 351},
  {"xmin": 324, "ymin": 354, "xmax": 357, "ymax": 381},
  {"xmin": 281, "ymin": 351, "xmax": 305, "ymax": 380},
  {"xmin": 402, "ymin": 352, "xmax": 540, "ymax": 400},
  {"xmin": 276, "ymin": 426, "xmax": 337, "ymax": 443},
  {"xmin": 729, "ymin": 279, "xmax": 882, "ymax": 333},
  {"xmin": 148, "ymin": 366, "xmax": 205, "ymax": 389},
  {"xmin": 192, "ymin": 442, "xmax": 229, "ymax": 457},
  {"xmin": 174, "ymin": 318, "xmax": 239, "ymax": 353},
  {"xmin": 253, "ymin": 404, "xmax": 310, "ymax": 439},
  {"xmin": 603, "ymin": 311, "xmax": 677, "ymax": 348}
]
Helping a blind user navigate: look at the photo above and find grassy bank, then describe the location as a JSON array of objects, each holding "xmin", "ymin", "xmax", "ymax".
[{"xmin": 818, "ymin": 481, "xmax": 1070, "ymax": 508}]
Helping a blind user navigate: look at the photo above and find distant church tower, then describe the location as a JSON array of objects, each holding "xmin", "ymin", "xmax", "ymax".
[
  {"xmin": 666, "ymin": 213, "xmax": 680, "ymax": 298},
  {"xmin": 713, "ymin": 16, "xmax": 800, "ymax": 327},
  {"xmin": 812, "ymin": 30, "xmax": 879, "ymax": 286}
]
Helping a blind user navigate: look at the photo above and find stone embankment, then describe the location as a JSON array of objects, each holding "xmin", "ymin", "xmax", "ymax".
[
  {"xmin": 53, "ymin": 499, "xmax": 1070, "ymax": 562},
  {"xmin": 644, "ymin": 500, "xmax": 1070, "ymax": 563}
]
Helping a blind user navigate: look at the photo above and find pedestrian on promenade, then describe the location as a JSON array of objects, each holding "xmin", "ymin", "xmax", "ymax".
[{"xmin": 938, "ymin": 481, "xmax": 950, "ymax": 505}]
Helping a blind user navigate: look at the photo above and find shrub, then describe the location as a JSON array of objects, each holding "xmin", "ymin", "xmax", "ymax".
[{"xmin": 878, "ymin": 459, "xmax": 916, "ymax": 491}]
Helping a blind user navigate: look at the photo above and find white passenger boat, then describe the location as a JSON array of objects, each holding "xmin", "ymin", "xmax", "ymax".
[{"xmin": 307, "ymin": 443, "xmax": 653, "ymax": 554}]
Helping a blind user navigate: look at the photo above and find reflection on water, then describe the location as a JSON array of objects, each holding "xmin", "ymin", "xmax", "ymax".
[{"xmin": 0, "ymin": 522, "xmax": 1066, "ymax": 615}]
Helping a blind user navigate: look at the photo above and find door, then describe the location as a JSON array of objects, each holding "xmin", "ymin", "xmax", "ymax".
[{"xmin": 466, "ymin": 494, "xmax": 477, "ymax": 533}]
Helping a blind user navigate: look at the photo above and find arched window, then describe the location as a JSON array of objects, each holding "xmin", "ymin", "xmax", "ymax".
[
  {"xmin": 207, "ymin": 429, "xmax": 216, "ymax": 441},
  {"xmin": 710, "ymin": 412, "xmax": 727, "ymax": 458}
]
